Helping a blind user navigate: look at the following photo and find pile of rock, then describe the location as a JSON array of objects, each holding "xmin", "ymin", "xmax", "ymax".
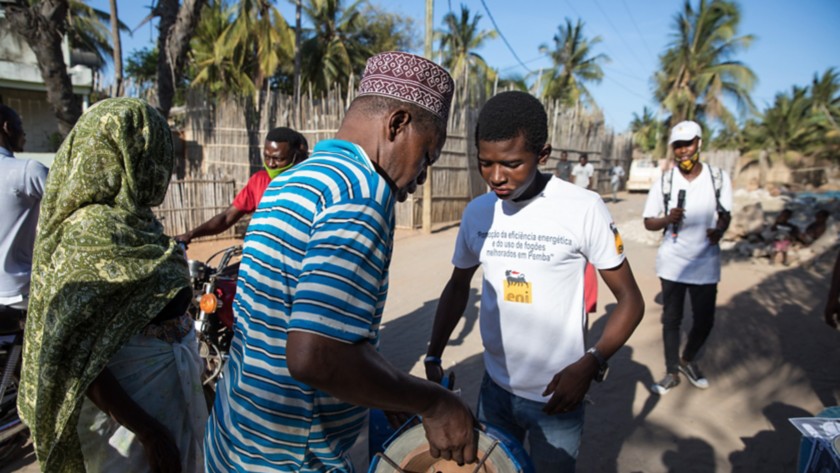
[{"xmin": 724, "ymin": 189, "xmax": 840, "ymax": 265}]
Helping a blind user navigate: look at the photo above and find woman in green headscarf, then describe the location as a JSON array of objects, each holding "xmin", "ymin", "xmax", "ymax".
[{"xmin": 18, "ymin": 98, "xmax": 207, "ymax": 472}]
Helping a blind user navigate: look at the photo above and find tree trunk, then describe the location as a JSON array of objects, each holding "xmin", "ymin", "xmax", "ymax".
[
  {"xmin": 109, "ymin": 0, "xmax": 123, "ymax": 97},
  {"xmin": 154, "ymin": 0, "xmax": 206, "ymax": 118},
  {"xmin": 5, "ymin": 0, "xmax": 81, "ymax": 135},
  {"xmin": 758, "ymin": 149, "xmax": 769, "ymax": 189}
]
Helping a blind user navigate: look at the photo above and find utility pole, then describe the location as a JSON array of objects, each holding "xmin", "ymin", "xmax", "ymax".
[
  {"xmin": 422, "ymin": 0, "xmax": 434, "ymax": 233},
  {"xmin": 294, "ymin": 0, "xmax": 302, "ymax": 128}
]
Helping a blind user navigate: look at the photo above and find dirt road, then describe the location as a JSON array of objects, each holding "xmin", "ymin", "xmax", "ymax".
[{"xmin": 5, "ymin": 191, "xmax": 838, "ymax": 472}]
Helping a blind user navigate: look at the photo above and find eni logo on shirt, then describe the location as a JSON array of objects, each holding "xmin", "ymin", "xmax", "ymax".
[
  {"xmin": 610, "ymin": 222, "xmax": 624, "ymax": 255},
  {"xmin": 503, "ymin": 270, "xmax": 532, "ymax": 304}
]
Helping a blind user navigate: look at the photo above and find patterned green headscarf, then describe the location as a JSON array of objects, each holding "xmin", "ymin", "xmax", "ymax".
[{"xmin": 18, "ymin": 98, "xmax": 190, "ymax": 472}]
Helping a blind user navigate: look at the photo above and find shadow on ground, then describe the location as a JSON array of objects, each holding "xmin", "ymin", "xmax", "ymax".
[
  {"xmin": 579, "ymin": 247, "xmax": 840, "ymax": 471},
  {"xmin": 378, "ymin": 288, "xmax": 480, "ymax": 375}
]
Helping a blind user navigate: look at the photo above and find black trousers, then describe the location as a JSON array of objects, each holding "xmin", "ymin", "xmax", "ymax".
[{"xmin": 660, "ymin": 278, "xmax": 717, "ymax": 373}]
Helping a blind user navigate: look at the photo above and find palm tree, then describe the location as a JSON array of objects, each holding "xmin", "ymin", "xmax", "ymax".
[
  {"xmin": 190, "ymin": 2, "xmax": 245, "ymax": 96},
  {"xmin": 228, "ymin": 0, "xmax": 294, "ymax": 94},
  {"xmin": 436, "ymin": 4, "xmax": 497, "ymax": 105},
  {"xmin": 710, "ymin": 125, "xmax": 743, "ymax": 151},
  {"xmin": 299, "ymin": 0, "xmax": 370, "ymax": 95},
  {"xmin": 5, "ymin": 0, "xmax": 81, "ymax": 134},
  {"xmin": 806, "ymin": 68, "xmax": 840, "ymax": 162},
  {"xmin": 65, "ymin": 0, "xmax": 130, "ymax": 73},
  {"xmin": 654, "ymin": 0, "xmax": 756, "ymax": 129},
  {"xmin": 190, "ymin": 0, "xmax": 294, "ymax": 98},
  {"xmin": 535, "ymin": 18, "xmax": 609, "ymax": 107},
  {"xmin": 356, "ymin": 4, "xmax": 417, "ymax": 54},
  {"xmin": 630, "ymin": 107, "xmax": 664, "ymax": 154},
  {"xmin": 125, "ymin": 47, "xmax": 158, "ymax": 99},
  {"xmin": 746, "ymin": 86, "xmax": 815, "ymax": 167},
  {"xmin": 810, "ymin": 68, "xmax": 840, "ymax": 132}
]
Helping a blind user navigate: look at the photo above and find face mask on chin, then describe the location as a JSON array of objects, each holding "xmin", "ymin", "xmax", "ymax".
[
  {"xmin": 677, "ymin": 152, "xmax": 699, "ymax": 172},
  {"xmin": 265, "ymin": 161, "xmax": 293, "ymax": 179}
]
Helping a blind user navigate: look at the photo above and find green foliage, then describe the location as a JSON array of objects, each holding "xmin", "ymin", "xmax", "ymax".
[
  {"xmin": 299, "ymin": 0, "xmax": 371, "ymax": 96},
  {"xmin": 744, "ymin": 70, "xmax": 840, "ymax": 165},
  {"xmin": 436, "ymin": 4, "xmax": 497, "ymax": 105},
  {"xmin": 654, "ymin": 0, "xmax": 756, "ymax": 128},
  {"xmin": 355, "ymin": 3, "xmax": 418, "ymax": 54},
  {"xmin": 710, "ymin": 124, "xmax": 743, "ymax": 151},
  {"xmin": 190, "ymin": 0, "xmax": 294, "ymax": 98},
  {"xmin": 496, "ymin": 73, "xmax": 529, "ymax": 92},
  {"xmin": 125, "ymin": 47, "xmax": 158, "ymax": 98},
  {"xmin": 630, "ymin": 107, "xmax": 665, "ymax": 154},
  {"xmin": 65, "ymin": 0, "xmax": 130, "ymax": 72},
  {"xmin": 535, "ymin": 18, "xmax": 608, "ymax": 108}
]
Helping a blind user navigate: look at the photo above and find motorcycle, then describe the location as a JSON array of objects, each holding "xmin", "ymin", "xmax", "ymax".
[
  {"xmin": 186, "ymin": 245, "xmax": 241, "ymax": 396},
  {"xmin": 0, "ymin": 302, "xmax": 27, "ymax": 461}
]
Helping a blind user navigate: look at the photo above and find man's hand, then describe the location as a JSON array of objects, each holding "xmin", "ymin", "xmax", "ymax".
[
  {"xmin": 425, "ymin": 362, "xmax": 445, "ymax": 384},
  {"xmin": 421, "ymin": 390, "xmax": 477, "ymax": 466},
  {"xmin": 174, "ymin": 232, "xmax": 191, "ymax": 246},
  {"xmin": 137, "ymin": 421, "xmax": 182, "ymax": 473},
  {"xmin": 706, "ymin": 228, "xmax": 724, "ymax": 245},
  {"xmin": 666, "ymin": 207, "xmax": 685, "ymax": 226},
  {"xmin": 542, "ymin": 356, "xmax": 597, "ymax": 415}
]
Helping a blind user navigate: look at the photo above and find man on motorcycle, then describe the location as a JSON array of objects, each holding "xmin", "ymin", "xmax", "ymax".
[
  {"xmin": 0, "ymin": 105, "xmax": 47, "ymax": 310},
  {"xmin": 175, "ymin": 127, "xmax": 308, "ymax": 245}
]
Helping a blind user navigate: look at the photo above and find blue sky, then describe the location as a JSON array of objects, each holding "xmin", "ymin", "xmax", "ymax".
[{"xmin": 89, "ymin": 0, "xmax": 840, "ymax": 132}]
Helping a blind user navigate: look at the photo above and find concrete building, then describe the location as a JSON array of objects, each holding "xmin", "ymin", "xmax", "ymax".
[{"xmin": 0, "ymin": 3, "xmax": 96, "ymax": 153}]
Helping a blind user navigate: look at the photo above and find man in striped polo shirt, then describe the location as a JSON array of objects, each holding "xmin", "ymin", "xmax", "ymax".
[{"xmin": 205, "ymin": 52, "xmax": 478, "ymax": 472}]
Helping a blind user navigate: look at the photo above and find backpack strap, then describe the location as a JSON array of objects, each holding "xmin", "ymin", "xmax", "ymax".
[
  {"xmin": 708, "ymin": 164, "xmax": 726, "ymax": 213},
  {"xmin": 662, "ymin": 168, "xmax": 673, "ymax": 215}
]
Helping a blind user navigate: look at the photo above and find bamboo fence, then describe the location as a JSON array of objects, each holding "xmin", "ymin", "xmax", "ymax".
[
  {"xmin": 153, "ymin": 178, "xmax": 237, "ymax": 240},
  {"xmin": 157, "ymin": 87, "xmax": 633, "ymax": 236}
]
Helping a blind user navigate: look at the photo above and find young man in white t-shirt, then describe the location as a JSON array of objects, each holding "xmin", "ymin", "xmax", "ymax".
[
  {"xmin": 571, "ymin": 153, "xmax": 595, "ymax": 189},
  {"xmin": 425, "ymin": 91, "xmax": 644, "ymax": 473},
  {"xmin": 643, "ymin": 120, "xmax": 732, "ymax": 395}
]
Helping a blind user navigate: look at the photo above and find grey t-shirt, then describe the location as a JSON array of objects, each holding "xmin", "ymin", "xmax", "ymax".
[
  {"xmin": 555, "ymin": 160, "xmax": 573, "ymax": 181},
  {"xmin": 0, "ymin": 150, "xmax": 48, "ymax": 299}
]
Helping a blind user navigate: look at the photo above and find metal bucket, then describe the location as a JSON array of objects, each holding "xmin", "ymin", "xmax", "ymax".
[{"xmin": 369, "ymin": 422, "xmax": 534, "ymax": 473}]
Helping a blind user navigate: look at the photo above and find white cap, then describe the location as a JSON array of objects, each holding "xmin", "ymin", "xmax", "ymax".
[{"xmin": 668, "ymin": 120, "xmax": 702, "ymax": 144}]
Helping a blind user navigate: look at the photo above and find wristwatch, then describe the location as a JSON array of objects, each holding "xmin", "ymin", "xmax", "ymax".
[{"xmin": 586, "ymin": 347, "xmax": 609, "ymax": 382}]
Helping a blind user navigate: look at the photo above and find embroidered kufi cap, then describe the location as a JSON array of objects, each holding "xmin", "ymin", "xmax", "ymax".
[{"xmin": 357, "ymin": 51, "xmax": 455, "ymax": 123}]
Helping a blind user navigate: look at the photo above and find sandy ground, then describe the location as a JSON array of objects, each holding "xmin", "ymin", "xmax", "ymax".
[{"xmin": 4, "ymin": 191, "xmax": 839, "ymax": 472}]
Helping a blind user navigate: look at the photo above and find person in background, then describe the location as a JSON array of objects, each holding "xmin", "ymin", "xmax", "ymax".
[
  {"xmin": 572, "ymin": 153, "xmax": 595, "ymax": 190},
  {"xmin": 204, "ymin": 52, "xmax": 477, "ymax": 472},
  {"xmin": 801, "ymin": 209, "xmax": 830, "ymax": 246},
  {"xmin": 609, "ymin": 161, "xmax": 625, "ymax": 203},
  {"xmin": 426, "ymin": 91, "xmax": 644, "ymax": 473},
  {"xmin": 0, "ymin": 104, "xmax": 47, "ymax": 311},
  {"xmin": 643, "ymin": 120, "xmax": 732, "ymax": 395},
  {"xmin": 175, "ymin": 127, "xmax": 308, "ymax": 245},
  {"xmin": 19, "ymin": 98, "xmax": 207, "ymax": 472},
  {"xmin": 555, "ymin": 150, "xmax": 573, "ymax": 181},
  {"xmin": 769, "ymin": 208, "xmax": 798, "ymax": 266}
]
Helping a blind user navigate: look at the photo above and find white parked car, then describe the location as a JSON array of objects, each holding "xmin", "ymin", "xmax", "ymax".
[{"xmin": 626, "ymin": 158, "xmax": 662, "ymax": 192}]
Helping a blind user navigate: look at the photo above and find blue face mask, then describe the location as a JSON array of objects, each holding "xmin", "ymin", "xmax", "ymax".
[{"xmin": 264, "ymin": 161, "xmax": 293, "ymax": 179}]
